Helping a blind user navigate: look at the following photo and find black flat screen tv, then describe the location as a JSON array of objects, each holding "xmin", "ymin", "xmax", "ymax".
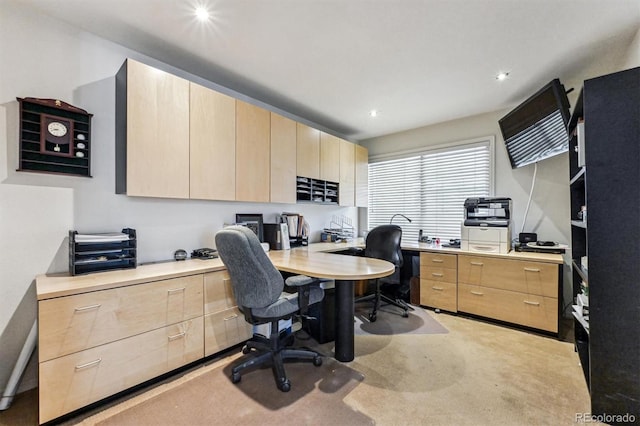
[{"xmin": 499, "ymin": 79, "xmax": 571, "ymax": 169}]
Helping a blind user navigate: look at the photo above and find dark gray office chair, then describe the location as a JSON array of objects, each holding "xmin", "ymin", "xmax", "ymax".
[
  {"xmin": 215, "ymin": 225, "xmax": 324, "ymax": 392},
  {"xmin": 356, "ymin": 224, "xmax": 411, "ymax": 322}
]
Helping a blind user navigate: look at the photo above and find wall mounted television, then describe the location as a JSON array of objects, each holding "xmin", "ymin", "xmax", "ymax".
[{"xmin": 499, "ymin": 79, "xmax": 571, "ymax": 169}]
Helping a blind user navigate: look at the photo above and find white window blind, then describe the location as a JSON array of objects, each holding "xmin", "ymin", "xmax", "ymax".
[{"xmin": 368, "ymin": 139, "xmax": 492, "ymax": 242}]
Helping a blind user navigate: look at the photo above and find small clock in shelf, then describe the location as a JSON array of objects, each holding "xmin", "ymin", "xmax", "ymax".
[{"xmin": 17, "ymin": 97, "xmax": 93, "ymax": 177}]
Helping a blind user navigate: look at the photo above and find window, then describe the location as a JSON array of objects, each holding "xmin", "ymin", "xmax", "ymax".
[{"xmin": 368, "ymin": 137, "xmax": 493, "ymax": 242}]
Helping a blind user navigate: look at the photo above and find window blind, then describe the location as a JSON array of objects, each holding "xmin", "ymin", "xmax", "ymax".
[{"xmin": 368, "ymin": 140, "xmax": 492, "ymax": 242}]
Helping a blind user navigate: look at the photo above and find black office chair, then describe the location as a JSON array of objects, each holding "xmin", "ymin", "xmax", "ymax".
[
  {"xmin": 215, "ymin": 226, "xmax": 324, "ymax": 392},
  {"xmin": 356, "ymin": 224, "xmax": 411, "ymax": 322}
]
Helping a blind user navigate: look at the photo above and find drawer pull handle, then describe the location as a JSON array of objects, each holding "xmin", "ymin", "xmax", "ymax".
[
  {"xmin": 431, "ymin": 259, "xmax": 444, "ymax": 263},
  {"xmin": 167, "ymin": 287, "xmax": 186, "ymax": 294},
  {"xmin": 431, "ymin": 286, "xmax": 444, "ymax": 291},
  {"xmin": 470, "ymin": 262, "xmax": 484, "ymax": 266},
  {"xmin": 74, "ymin": 304, "xmax": 101, "ymax": 312},
  {"xmin": 523, "ymin": 268, "xmax": 541, "ymax": 272},
  {"xmin": 431, "ymin": 272, "xmax": 444, "ymax": 277},
  {"xmin": 75, "ymin": 358, "xmax": 102, "ymax": 370},
  {"xmin": 168, "ymin": 331, "xmax": 186, "ymax": 341},
  {"xmin": 523, "ymin": 300, "xmax": 540, "ymax": 306},
  {"xmin": 224, "ymin": 314, "xmax": 239, "ymax": 321},
  {"xmin": 470, "ymin": 291, "xmax": 484, "ymax": 296}
]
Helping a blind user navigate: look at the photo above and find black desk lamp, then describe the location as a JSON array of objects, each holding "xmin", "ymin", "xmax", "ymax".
[{"xmin": 389, "ymin": 214, "xmax": 412, "ymax": 224}]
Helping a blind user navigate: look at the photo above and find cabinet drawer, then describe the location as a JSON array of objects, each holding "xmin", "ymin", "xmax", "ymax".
[
  {"xmin": 420, "ymin": 252, "xmax": 457, "ymax": 269},
  {"xmin": 204, "ymin": 307, "xmax": 252, "ymax": 356},
  {"xmin": 39, "ymin": 274, "xmax": 204, "ymax": 361},
  {"xmin": 457, "ymin": 255, "xmax": 558, "ymax": 297},
  {"xmin": 458, "ymin": 283, "xmax": 557, "ymax": 333},
  {"xmin": 39, "ymin": 317, "xmax": 204, "ymax": 424},
  {"xmin": 204, "ymin": 270, "xmax": 237, "ymax": 314},
  {"xmin": 420, "ymin": 266, "xmax": 457, "ymax": 284},
  {"xmin": 420, "ymin": 279, "xmax": 457, "ymax": 312}
]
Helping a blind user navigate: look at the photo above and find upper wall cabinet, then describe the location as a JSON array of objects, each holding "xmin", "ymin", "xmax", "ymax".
[
  {"xmin": 190, "ymin": 82, "xmax": 236, "ymax": 201},
  {"xmin": 339, "ymin": 139, "xmax": 355, "ymax": 207},
  {"xmin": 270, "ymin": 112, "xmax": 297, "ymax": 204},
  {"xmin": 320, "ymin": 132, "xmax": 340, "ymax": 183},
  {"xmin": 116, "ymin": 59, "xmax": 190, "ymax": 198},
  {"xmin": 355, "ymin": 144, "xmax": 369, "ymax": 207},
  {"xmin": 296, "ymin": 123, "xmax": 320, "ymax": 179},
  {"xmin": 236, "ymin": 100, "xmax": 270, "ymax": 202}
]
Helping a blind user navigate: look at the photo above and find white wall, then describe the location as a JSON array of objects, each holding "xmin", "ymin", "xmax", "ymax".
[
  {"xmin": 0, "ymin": 4, "xmax": 356, "ymax": 394},
  {"xmin": 622, "ymin": 26, "xmax": 640, "ymax": 69}
]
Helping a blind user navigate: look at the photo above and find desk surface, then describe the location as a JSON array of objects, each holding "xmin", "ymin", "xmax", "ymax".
[{"xmin": 36, "ymin": 245, "xmax": 394, "ymax": 300}]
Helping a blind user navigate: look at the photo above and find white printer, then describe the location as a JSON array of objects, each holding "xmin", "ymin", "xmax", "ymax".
[{"xmin": 461, "ymin": 197, "xmax": 512, "ymax": 254}]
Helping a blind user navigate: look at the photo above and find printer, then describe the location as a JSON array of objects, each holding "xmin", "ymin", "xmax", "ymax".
[{"xmin": 461, "ymin": 197, "xmax": 512, "ymax": 254}]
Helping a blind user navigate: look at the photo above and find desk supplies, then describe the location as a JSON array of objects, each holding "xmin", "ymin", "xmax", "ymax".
[{"xmin": 69, "ymin": 228, "xmax": 136, "ymax": 275}]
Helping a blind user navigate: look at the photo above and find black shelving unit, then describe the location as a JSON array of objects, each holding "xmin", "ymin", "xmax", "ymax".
[
  {"xmin": 69, "ymin": 228, "xmax": 137, "ymax": 275},
  {"xmin": 17, "ymin": 97, "xmax": 92, "ymax": 177},
  {"xmin": 296, "ymin": 176, "xmax": 339, "ymax": 204},
  {"xmin": 568, "ymin": 67, "xmax": 639, "ymax": 421}
]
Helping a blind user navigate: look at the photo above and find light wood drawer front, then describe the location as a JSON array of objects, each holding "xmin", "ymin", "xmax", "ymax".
[
  {"xmin": 204, "ymin": 307, "xmax": 252, "ymax": 356},
  {"xmin": 39, "ymin": 274, "xmax": 204, "ymax": 362},
  {"xmin": 458, "ymin": 284, "xmax": 558, "ymax": 333},
  {"xmin": 204, "ymin": 270, "xmax": 237, "ymax": 314},
  {"xmin": 420, "ymin": 252, "xmax": 457, "ymax": 269},
  {"xmin": 420, "ymin": 279, "xmax": 457, "ymax": 312},
  {"xmin": 39, "ymin": 317, "xmax": 204, "ymax": 424},
  {"xmin": 420, "ymin": 266, "xmax": 457, "ymax": 284},
  {"xmin": 457, "ymin": 255, "xmax": 557, "ymax": 297}
]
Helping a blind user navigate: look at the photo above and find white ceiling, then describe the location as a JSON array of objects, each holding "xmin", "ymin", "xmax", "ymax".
[{"xmin": 14, "ymin": 0, "xmax": 640, "ymax": 140}]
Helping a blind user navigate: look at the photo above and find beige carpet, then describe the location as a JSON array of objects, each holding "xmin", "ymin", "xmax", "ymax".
[{"xmin": 354, "ymin": 303, "xmax": 449, "ymax": 336}]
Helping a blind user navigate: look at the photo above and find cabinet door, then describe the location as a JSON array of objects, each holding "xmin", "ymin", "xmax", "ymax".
[
  {"xmin": 296, "ymin": 123, "xmax": 320, "ymax": 179},
  {"xmin": 339, "ymin": 139, "xmax": 355, "ymax": 206},
  {"xmin": 189, "ymin": 83, "xmax": 236, "ymax": 200},
  {"xmin": 320, "ymin": 132, "xmax": 340, "ymax": 182},
  {"xmin": 355, "ymin": 144, "xmax": 369, "ymax": 207},
  {"xmin": 124, "ymin": 59, "xmax": 190, "ymax": 198},
  {"xmin": 236, "ymin": 100, "xmax": 270, "ymax": 202},
  {"xmin": 270, "ymin": 113, "xmax": 297, "ymax": 203}
]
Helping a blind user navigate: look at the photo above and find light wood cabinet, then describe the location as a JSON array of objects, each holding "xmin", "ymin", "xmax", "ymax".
[
  {"xmin": 456, "ymin": 254, "xmax": 559, "ymax": 332},
  {"xmin": 355, "ymin": 144, "xmax": 369, "ymax": 207},
  {"xmin": 420, "ymin": 252, "xmax": 457, "ymax": 312},
  {"xmin": 320, "ymin": 132, "xmax": 340, "ymax": 183},
  {"xmin": 38, "ymin": 274, "xmax": 204, "ymax": 362},
  {"xmin": 189, "ymin": 82, "xmax": 236, "ymax": 200},
  {"xmin": 39, "ymin": 318, "xmax": 203, "ymax": 424},
  {"xmin": 203, "ymin": 271, "xmax": 252, "ymax": 356},
  {"xmin": 116, "ymin": 58, "xmax": 190, "ymax": 199},
  {"xmin": 297, "ymin": 123, "xmax": 320, "ymax": 179},
  {"xmin": 235, "ymin": 100, "xmax": 271, "ymax": 202},
  {"xmin": 339, "ymin": 139, "xmax": 355, "ymax": 206},
  {"xmin": 270, "ymin": 112, "xmax": 297, "ymax": 203}
]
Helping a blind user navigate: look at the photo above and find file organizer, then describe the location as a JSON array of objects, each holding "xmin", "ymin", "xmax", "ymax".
[{"xmin": 69, "ymin": 228, "xmax": 137, "ymax": 275}]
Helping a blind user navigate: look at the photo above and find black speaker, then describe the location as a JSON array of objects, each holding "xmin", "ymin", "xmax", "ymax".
[{"xmin": 519, "ymin": 232, "xmax": 537, "ymax": 243}]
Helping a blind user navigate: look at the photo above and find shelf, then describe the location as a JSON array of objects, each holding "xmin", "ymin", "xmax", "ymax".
[
  {"xmin": 570, "ymin": 167, "xmax": 586, "ymax": 185},
  {"xmin": 572, "ymin": 260, "xmax": 588, "ymax": 283},
  {"xmin": 571, "ymin": 220, "xmax": 587, "ymax": 228},
  {"xmin": 296, "ymin": 176, "xmax": 339, "ymax": 204},
  {"xmin": 572, "ymin": 310, "xmax": 590, "ymax": 335}
]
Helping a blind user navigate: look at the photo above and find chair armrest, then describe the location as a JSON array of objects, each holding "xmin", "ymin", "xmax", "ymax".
[
  {"xmin": 285, "ymin": 275, "xmax": 320, "ymax": 315},
  {"xmin": 285, "ymin": 275, "xmax": 317, "ymax": 287}
]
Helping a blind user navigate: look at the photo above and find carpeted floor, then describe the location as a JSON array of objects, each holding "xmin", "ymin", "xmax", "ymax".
[{"xmin": 1, "ymin": 307, "xmax": 591, "ymax": 426}]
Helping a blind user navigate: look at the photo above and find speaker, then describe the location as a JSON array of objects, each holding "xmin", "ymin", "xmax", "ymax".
[{"xmin": 519, "ymin": 232, "xmax": 537, "ymax": 243}]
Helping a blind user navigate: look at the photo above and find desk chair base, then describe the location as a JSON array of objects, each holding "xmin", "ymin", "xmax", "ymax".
[
  {"xmin": 356, "ymin": 280, "xmax": 414, "ymax": 322},
  {"xmin": 231, "ymin": 319, "xmax": 322, "ymax": 392}
]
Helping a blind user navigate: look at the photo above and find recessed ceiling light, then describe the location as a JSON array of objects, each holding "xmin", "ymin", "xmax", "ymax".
[
  {"xmin": 369, "ymin": 110, "xmax": 378, "ymax": 117},
  {"xmin": 496, "ymin": 72, "xmax": 510, "ymax": 81},
  {"xmin": 195, "ymin": 6, "xmax": 210, "ymax": 21}
]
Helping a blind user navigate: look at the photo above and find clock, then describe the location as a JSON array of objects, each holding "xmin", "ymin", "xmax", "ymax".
[{"xmin": 41, "ymin": 114, "xmax": 74, "ymax": 156}]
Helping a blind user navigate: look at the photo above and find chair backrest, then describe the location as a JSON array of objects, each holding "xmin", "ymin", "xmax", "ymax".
[
  {"xmin": 215, "ymin": 226, "xmax": 284, "ymax": 309},
  {"xmin": 365, "ymin": 224, "xmax": 403, "ymax": 268}
]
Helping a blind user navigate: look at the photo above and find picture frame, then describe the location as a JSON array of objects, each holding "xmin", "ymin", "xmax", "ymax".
[{"xmin": 235, "ymin": 213, "xmax": 264, "ymax": 242}]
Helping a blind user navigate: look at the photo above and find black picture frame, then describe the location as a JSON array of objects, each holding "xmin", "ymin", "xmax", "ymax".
[{"xmin": 235, "ymin": 214, "xmax": 264, "ymax": 242}]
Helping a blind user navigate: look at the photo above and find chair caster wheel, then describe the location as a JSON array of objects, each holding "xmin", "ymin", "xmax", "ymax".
[
  {"xmin": 313, "ymin": 356, "xmax": 323, "ymax": 367},
  {"xmin": 278, "ymin": 379, "xmax": 291, "ymax": 392},
  {"xmin": 231, "ymin": 372, "xmax": 241, "ymax": 384},
  {"xmin": 242, "ymin": 345, "xmax": 251, "ymax": 354},
  {"xmin": 369, "ymin": 313, "xmax": 377, "ymax": 322},
  {"xmin": 402, "ymin": 311, "xmax": 409, "ymax": 318}
]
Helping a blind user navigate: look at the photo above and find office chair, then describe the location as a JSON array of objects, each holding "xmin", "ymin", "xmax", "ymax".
[
  {"xmin": 214, "ymin": 226, "xmax": 324, "ymax": 392},
  {"xmin": 356, "ymin": 224, "xmax": 412, "ymax": 322}
]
